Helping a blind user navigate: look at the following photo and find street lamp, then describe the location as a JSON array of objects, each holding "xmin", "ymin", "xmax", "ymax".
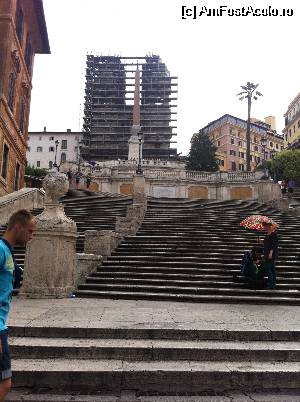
[
  {"xmin": 270, "ymin": 149, "xmax": 277, "ymax": 181},
  {"xmin": 237, "ymin": 82, "xmax": 263, "ymax": 172},
  {"xmin": 136, "ymin": 132, "xmax": 143, "ymax": 175},
  {"xmin": 78, "ymin": 140, "xmax": 84, "ymax": 172},
  {"xmin": 261, "ymin": 136, "xmax": 268, "ymax": 178},
  {"xmin": 53, "ymin": 140, "xmax": 59, "ymax": 170}
]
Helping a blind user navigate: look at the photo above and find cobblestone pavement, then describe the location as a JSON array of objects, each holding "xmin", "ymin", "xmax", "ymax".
[{"xmin": 6, "ymin": 389, "xmax": 300, "ymax": 401}]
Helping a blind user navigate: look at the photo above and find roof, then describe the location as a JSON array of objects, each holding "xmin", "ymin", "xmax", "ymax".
[{"xmin": 33, "ymin": 0, "xmax": 50, "ymax": 54}]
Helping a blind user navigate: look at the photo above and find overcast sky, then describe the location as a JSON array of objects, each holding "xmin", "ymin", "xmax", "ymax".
[{"xmin": 29, "ymin": 0, "xmax": 300, "ymax": 155}]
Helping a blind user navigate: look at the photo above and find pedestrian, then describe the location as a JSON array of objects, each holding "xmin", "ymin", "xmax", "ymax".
[
  {"xmin": 287, "ymin": 178, "xmax": 295, "ymax": 198},
  {"xmin": 0, "ymin": 210, "xmax": 36, "ymax": 400},
  {"xmin": 66, "ymin": 169, "xmax": 72, "ymax": 185},
  {"xmin": 280, "ymin": 180, "xmax": 287, "ymax": 195},
  {"xmin": 262, "ymin": 222, "xmax": 278, "ymax": 290},
  {"xmin": 86, "ymin": 173, "xmax": 92, "ymax": 189},
  {"xmin": 75, "ymin": 171, "xmax": 81, "ymax": 189}
]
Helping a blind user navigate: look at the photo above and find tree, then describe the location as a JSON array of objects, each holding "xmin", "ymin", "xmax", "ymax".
[
  {"xmin": 25, "ymin": 165, "xmax": 48, "ymax": 177},
  {"xmin": 270, "ymin": 149, "xmax": 300, "ymax": 180},
  {"xmin": 186, "ymin": 129, "xmax": 219, "ymax": 171}
]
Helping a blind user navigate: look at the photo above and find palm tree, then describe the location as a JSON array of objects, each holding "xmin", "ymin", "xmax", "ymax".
[{"xmin": 237, "ymin": 82, "xmax": 263, "ymax": 171}]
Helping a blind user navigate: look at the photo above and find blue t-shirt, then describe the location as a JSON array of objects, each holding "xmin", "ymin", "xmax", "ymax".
[{"xmin": 0, "ymin": 239, "xmax": 15, "ymax": 331}]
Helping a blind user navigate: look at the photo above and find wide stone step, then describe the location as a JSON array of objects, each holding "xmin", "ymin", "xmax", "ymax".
[
  {"xmin": 77, "ymin": 283, "xmax": 300, "ymax": 299},
  {"xmin": 76, "ymin": 289, "xmax": 300, "ymax": 305},
  {"xmin": 91, "ymin": 271, "xmax": 300, "ymax": 284},
  {"xmin": 85, "ymin": 277, "xmax": 300, "ymax": 290},
  {"xmin": 10, "ymin": 337, "xmax": 300, "ymax": 362},
  {"xmin": 11, "ymin": 358, "xmax": 300, "ymax": 392}
]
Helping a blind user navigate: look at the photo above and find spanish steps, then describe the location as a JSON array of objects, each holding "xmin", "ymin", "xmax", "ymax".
[
  {"xmin": 2, "ymin": 189, "xmax": 300, "ymax": 305},
  {"xmin": 3, "ymin": 189, "xmax": 300, "ymax": 395}
]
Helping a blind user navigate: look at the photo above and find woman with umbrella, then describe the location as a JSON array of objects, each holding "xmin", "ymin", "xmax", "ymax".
[{"xmin": 262, "ymin": 221, "xmax": 278, "ymax": 289}]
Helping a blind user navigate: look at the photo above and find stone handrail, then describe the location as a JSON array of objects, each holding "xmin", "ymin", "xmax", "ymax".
[
  {"xmin": 80, "ymin": 166, "xmax": 262, "ymax": 183},
  {"xmin": 0, "ymin": 187, "xmax": 45, "ymax": 225}
]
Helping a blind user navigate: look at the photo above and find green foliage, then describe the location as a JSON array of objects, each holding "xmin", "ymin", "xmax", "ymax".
[
  {"xmin": 270, "ymin": 149, "xmax": 300, "ymax": 180},
  {"xmin": 186, "ymin": 129, "xmax": 219, "ymax": 172},
  {"xmin": 25, "ymin": 165, "xmax": 48, "ymax": 178}
]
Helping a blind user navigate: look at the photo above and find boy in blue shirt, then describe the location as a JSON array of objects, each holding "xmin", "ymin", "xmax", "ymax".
[{"xmin": 0, "ymin": 210, "xmax": 36, "ymax": 401}]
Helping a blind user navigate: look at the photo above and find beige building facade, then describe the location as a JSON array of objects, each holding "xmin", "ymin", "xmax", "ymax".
[
  {"xmin": 283, "ymin": 92, "xmax": 300, "ymax": 149},
  {"xmin": 201, "ymin": 114, "xmax": 284, "ymax": 172}
]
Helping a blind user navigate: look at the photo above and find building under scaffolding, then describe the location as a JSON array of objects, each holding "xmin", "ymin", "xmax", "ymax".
[{"xmin": 82, "ymin": 55, "xmax": 178, "ymax": 161}]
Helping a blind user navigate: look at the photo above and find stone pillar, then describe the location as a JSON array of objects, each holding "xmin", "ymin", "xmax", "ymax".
[
  {"xmin": 133, "ymin": 174, "xmax": 146, "ymax": 203},
  {"xmin": 20, "ymin": 172, "xmax": 78, "ymax": 298}
]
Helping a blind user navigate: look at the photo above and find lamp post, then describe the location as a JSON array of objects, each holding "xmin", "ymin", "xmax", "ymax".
[
  {"xmin": 53, "ymin": 140, "xmax": 59, "ymax": 170},
  {"xmin": 270, "ymin": 149, "xmax": 276, "ymax": 181},
  {"xmin": 136, "ymin": 132, "xmax": 143, "ymax": 175},
  {"xmin": 261, "ymin": 135, "xmax": 268, "ymax": 178},
  {"xmin": 78, "ymin": 140, "xmax": 84, "ymax": 172},
  {"xmin": 237, "ymin": 82, "xmax": 263, "ymax": 172}
]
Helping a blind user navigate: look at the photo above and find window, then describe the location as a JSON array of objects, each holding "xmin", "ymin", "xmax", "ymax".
[
  {"xmin": 14, "ymin": 162, "xmax": 20, "ymax": 191},
  {"xmin": 74, "ymin": 146, "xmax": 78, "ymax": 152},
  {"xmin": 230, "ymin": 150, "xmax": 236, "ymax": 156},
  {"xmin": 270, "ymin": 141, "xmax": 273, "ymax": 147},
  {"xmin": 285, "ymin": 133, "xmax": 288, "ymax": 141},
  {"xmin": 61, "ymin": 140, "xmax": 67, "ymax": 150},
  {"xmin": 275, "ymin": 143, "xmax": 279, "ymax": 149},
  {"xmin": 7, "ymin": 73, "xmax": 16, "ymax": 111},
  {"xmin": 49, "ymin": 146, "xmax": 55, "ymax": 152},
  {"xmin": 36, "ymin": 161, "xmax": 40, "ymax": 167},
  {"xmin": 217, "ymin": 141, "xmax": 220, "ymax": 146},
  {"xmin": 289, "ymin": 129, "xmax": 292, "ymax": 137},
  {"xmin": 19, "ymin": 101, "xmax": 26, "ymax": 134},
  {"xmin": 254, "ymin": 137, "xmax": 257, "ymax": 143},
  {"xmin": 254, "ymin": 145, "xmax": 258, "ymax": 151},
  {"xmin": 238, "ymin": 141, "xmax": 242, "ymax": 147},
  {"xmin": 60, "ymin": 153, "xmax": 66, "ymax": 163},
  {"xmin": 231, "ymin": 138, "xmax": 235, "ymax": 144},
  {"xmin": 231, "ymin": 161, "xmax": 236, "ymax": 171},
  {"xmin": 238, "ymin": 152, "xmax": 245, "ymax": 159},
  {"xmin": 25, "ymin": 34, "xmax": 32, "ymax": 74},
  {"xmin": 39, "ymin": 136, "xmax": 42, "ymax": 141},
  {"xmin": 37, "ymin": 146, "xmax": 43, "ymax": 152},
  {"xmin": 28, "ymin": 147, "xmax": 30, "ymax": 152},
  {"xmin": 49, "ymin": 161, "xmax": 53, "ymax": 169},
  {"xmin": 1, "ymin": 144, "xmax": 9, "ymax": 179},
  {"xmin": 15, "ymin": 2, "xmax": 24, "ymax": 46},
  {"xmin": 239, "ymin": 164, "xmax": 244, "ymax": 171},
  {"xmin": 230, "ymin": 129, "xmax": 233, "ymax": 135},
  {"xmin": 49, "ymin": 136, "xmax": 54, "ymax": 141},
  {"xmin": 298, "ymin": 120, "xmax": 300, "ymax": 128},
  {"xmin": 238, "ymin": 131, "xmax": 241, "ymax": 138},
  {"xmin": 294, "ymin": 125, "xmax": 296, "ymax": 133}
]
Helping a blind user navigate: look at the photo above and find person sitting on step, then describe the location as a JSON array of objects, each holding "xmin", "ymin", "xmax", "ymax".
[{"xmin": 233, "ymin": 246, "xmax": 266, "ymax": 289}]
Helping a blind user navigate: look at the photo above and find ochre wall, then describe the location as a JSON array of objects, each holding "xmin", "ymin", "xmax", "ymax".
[
  {"xmin": 188, "ymin": 186, "xmax": 208, "ymax": 199},
  {"xmin": 120, "ymin": 183, "xmax": 133, "ymax": 195},
  {"xmin": 230, "ymin": 186, "xmax": 252, "ymax": 200}
]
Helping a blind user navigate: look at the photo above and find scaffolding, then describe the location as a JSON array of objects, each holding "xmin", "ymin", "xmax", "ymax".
[{"xmin": 82, "ymin": 55, "xmax": 178, "ymax": 161}]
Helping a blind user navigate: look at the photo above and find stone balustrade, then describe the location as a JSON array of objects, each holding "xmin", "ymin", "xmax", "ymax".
[
  {"xmin": 86, "ymin": 167, "xmax": 262, "ymax": 183},
  {"xmin": 0, "ymin": 187, "xmax": 45, "ymax": 225}
]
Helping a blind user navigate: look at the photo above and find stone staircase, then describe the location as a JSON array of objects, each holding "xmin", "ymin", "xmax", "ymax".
[
  {"xmin": 76, "ymin": 198, "xmax": 300, "ymax": 305},
  {"xmin": 0, "ymin": 190, "xmax": 132, "ymax": 269},
  {"xmin": 7, "ymin": 320, "xmax": 300, "ymax": 394}
]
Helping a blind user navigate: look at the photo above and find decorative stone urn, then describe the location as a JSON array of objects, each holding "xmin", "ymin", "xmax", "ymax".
[{"xmin": 20, "ymin": 171, "xmax": 78, "ymax": 298}]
